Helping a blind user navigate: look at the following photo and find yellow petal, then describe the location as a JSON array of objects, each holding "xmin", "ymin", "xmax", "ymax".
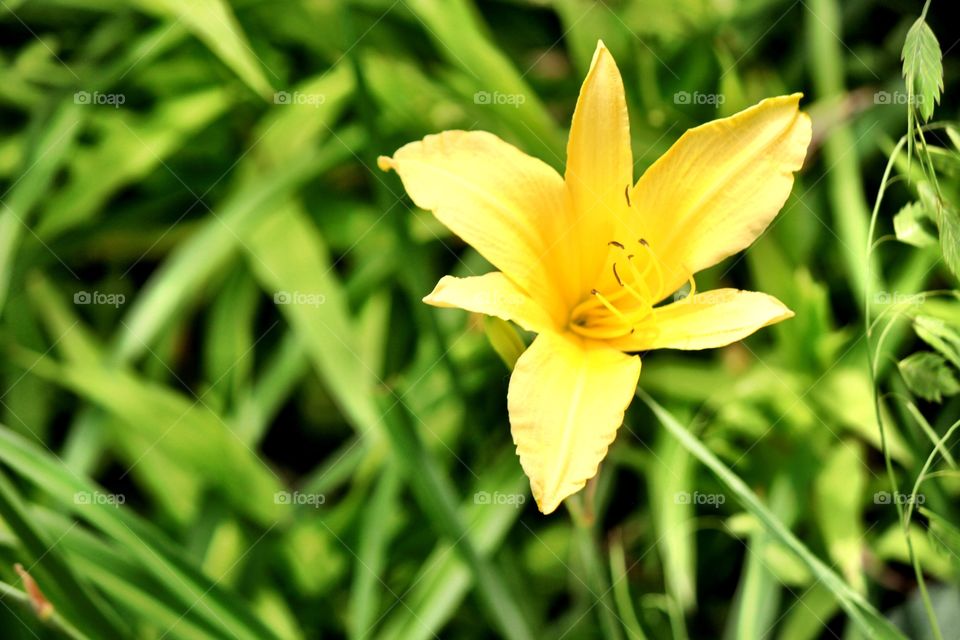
[
  {"xmin": 610, "ymin": 289, "xmax": 793, "ymax": 351},
  {"xmin": 379, "ymin": 130, "xmax": 570, "ymax": 322},
  {"xmin": 631, "ymin": 94, "xmax": 811, "ymax": 296},
  {"xmin": 563, "ymin": 40, "xmax": 633, "ymax": 300},
  {"xmin": 423, "ymin": 273, "xmax": 557, "ymax": 333},
  {"xmin": 508, "ymin": 332, "xmax": 641, "ymax": 514}
]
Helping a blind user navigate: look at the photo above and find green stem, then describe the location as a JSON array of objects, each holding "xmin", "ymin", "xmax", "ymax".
[
  {"xmin": 640, "ymin": 391, "xmax": 906, "ymax": 639},
  {"xmin": 863, "ymin": 134, "xmax": 943, "ymax": 639}
]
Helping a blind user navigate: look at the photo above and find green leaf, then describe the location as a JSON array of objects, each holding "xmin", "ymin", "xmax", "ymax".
[
  {"xmin": 640, "ymin": 391, "xmax": 908, "ymax": 640},
  {"xmin": 7, "ymin": 347, "xmax": 283, "ymax": 524},
  {"xmin": 349, "ymin": 465, "xmax": 401, "ymax": 640},
  {"xmin": 813, "ymin": 441, "xmax": 866, "ymax": 593},
  {"xmin": 893, "ymin": 201, "xmax": 937, "ymax": 248},
  {"xmin": 898, "ymin": 352, "xmax": 960, "ymax": 403},
  {"xmin": 647, "ymin": 424, "xmax": 696, "ymax": 613},
  {"xmin": 132, "ymin": 0, "xmax": 274, "ymax": 96},
  {"xmin": 37, "ymin": 89, "xmax": 230, "ymax": 238},
  {"xmin": 914, "ymin": 315, "xmax": 960, "ymax": 369},
  {"xmin": 937, "ymin": 202, "xmax": 960, "ymax": 280},
  {"xmin": 0, "ymin": 427, "xmax": 281, "ymax": 640},
  {"xmin": 901, "ymin": 17, "xmax": 943, "ymax": 121},
  {"xmin": 921, "ymin": 508, "xmax": 960, "ymax": 576},
  {"xmin": 378, "ymin": 454, "xmax": 527, "ymax": 640},
  {"xmin": 244, "ymin": 205, "xmax": 383, "ymax": 440},
  {"xmin": 0, "ymin": 471, "xmax": 129, "ymax": 639},
  {"xmin": 113, "ymin": 129, "xmax": 362, "ymax": 362},
  {"xmin": 404, "ymin": 0, "xmax": 564, "ymax": 161},
  {"xmin": 0, "ymin": 103, "xmax": 82, "ymax": 315},
  {"xmin": 778, "ymin": 584, "xmax": 840, "ymax": 640},
  {"xmin": 377, "ymin": 403, "xmax": 535, "ymax": 640}
]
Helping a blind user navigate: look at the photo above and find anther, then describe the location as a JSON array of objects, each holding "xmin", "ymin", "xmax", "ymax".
[
  {"xmin": 607, "ymin": 240, "xmax": 625, "ymax": 249},
  {"xmin": 639, "ymin": 238, "xmax": 649, "ymax": 246},
  {"xmin": 612, "ymin": 263, "xmax": 623, "ymax": 286},
  {"xmin": 624, "ymin": 185, "xmax": 631, "ymax": 207}
]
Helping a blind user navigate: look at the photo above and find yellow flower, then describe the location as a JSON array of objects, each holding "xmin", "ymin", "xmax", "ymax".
[{"xmin": 378, "ymin": 41, "xmax": 811, "ymax": 514}]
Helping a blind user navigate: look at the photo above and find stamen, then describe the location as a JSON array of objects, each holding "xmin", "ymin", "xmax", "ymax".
[
  {"xmin": 591, "ymin": 290, "xmax": 630, "ymax": 323},
  {"xmin": 624, "ymin": 185, "xmax": 631, "ymax": 207},
  {"xmin": 681, "ymin": 272, "xmax": 697, "ymax": 302},
  {"xmin": 570, "ymin": 237, "xmax": 675, "ymax": 340},
  {"xmin": 637, "ymin": 242, "xmax": 664, "ymax": 300},
  {"xmin": 621, "ymin": 257, "xmax": 654, "ymax": 301},
  {"xmin": 572, "ymin": 323, "xmax": 636, "ymax": 340}
]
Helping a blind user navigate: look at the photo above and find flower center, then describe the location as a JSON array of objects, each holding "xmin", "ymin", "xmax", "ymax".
[{"xmin": 569, "ymin": 238, "xmax": 696, "ymax": 341}]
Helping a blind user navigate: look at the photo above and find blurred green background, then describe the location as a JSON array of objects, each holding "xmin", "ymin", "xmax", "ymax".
[{"xmin": 0, "ymin": 0, "xmax": 958, "ymax": 638}]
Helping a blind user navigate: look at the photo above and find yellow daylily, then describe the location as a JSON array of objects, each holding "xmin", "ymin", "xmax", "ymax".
[{"xmin": 378, "ymin": 41, "xmax": 811, "ymax": 514}]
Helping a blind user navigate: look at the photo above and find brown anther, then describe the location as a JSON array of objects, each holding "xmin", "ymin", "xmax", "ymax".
[
  {"xmin": 639, "ymin": 238, "xmax": 649, "ymax": 246},
  {"xmin": 624, "ymin": 185, "xmax": 631, "ymax": 207},
  {"xmin": 591, "ymin": 289, "xmax": 599, "ymax": 295},
  {"xmin": 608, "ymin": 240, "xmax": 625, "ymax": 249},
  {"xmin": 612, "ymin": 263, "xmax": 623, "ymax": 286}
]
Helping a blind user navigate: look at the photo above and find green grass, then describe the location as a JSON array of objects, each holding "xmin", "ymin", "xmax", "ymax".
[{"xmin": 0, "ymin": 0, "xmax": 958, "ymax": 638}]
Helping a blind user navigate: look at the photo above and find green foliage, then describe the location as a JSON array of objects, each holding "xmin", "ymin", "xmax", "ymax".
[
  {"xmin": 894, "ymin": 201, "xmax": 937, "ymax": 247},
  {"xmin": 898, "ymin": 352, "xmax": 960, "ymax": 403},
  {"xmin": 901, "ymin": 15, "xmax": 943, "ymax": 122},
  {"xmin": 0, "ymin": 0, "xmax": 957, "ymax": 639}
]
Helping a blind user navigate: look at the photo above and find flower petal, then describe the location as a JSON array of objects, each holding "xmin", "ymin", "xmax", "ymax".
[
  {"xmin": 379, "ymin": 130, "xmax": 570, "ymax": 323},
  {"xmin": 610, "ymin": 289, "xmax": 793, "ymax": 351},
  {"xmin": 563, "ymin": 40, "xmax": 633, "ymax": 299},
  {"xmin": 508, "ymin": 332, "xmax": 641, "ymax": 514},
  {"xmin": 631, "ymin": 94, "xmax": 811, "ymax": 295},
  {"xmin": 423, "ymin": 273, "xmax": 557, "ymax": 333}
]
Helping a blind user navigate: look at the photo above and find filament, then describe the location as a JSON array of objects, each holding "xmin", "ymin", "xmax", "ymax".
[{"xmin": 570, "ymin": 237, "xmax": 685, "ymax": 342}]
